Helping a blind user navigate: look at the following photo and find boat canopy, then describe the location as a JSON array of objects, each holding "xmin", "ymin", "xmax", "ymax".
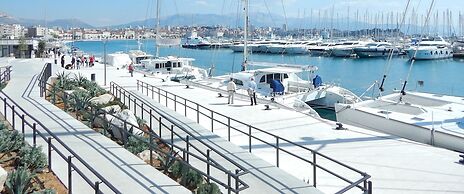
[{"xmin": 248, "ymin": 61, "xmax": 318, "ymax": 72}]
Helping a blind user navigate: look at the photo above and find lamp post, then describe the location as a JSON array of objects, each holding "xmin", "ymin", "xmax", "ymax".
[{"xmin": 103, "ymin": 37, "xmax": 108, "ymax": 86}]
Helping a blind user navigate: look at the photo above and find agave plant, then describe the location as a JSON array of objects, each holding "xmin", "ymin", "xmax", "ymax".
[
  {"xmin": 74, "ymin": 73, "xmax": 90, "ymax": 88},
  {"xmin": 126, "ymin": 136, "xmax": 150, "ymax": 155},
  {"xmin": 69, "ymin": 89, "xmax": 93, "ymax": 119},
  {"xmin": 196, "ymin": 182, "xmax": 221, "ymax": 194},
  {"xmin": 56, "ymin": 72, "xmax": 77, "ymax": 90},
  {"xmin": 5, "ymin": 167, "xmax": 35, "ymax": 194},
  {"xmin": 0, "ymin": 130, "xmax": 24, "ymax": 160},
  {"xmin": 86, "ymin": 81, "xmax": 106, "ymax": 97},
  {"xmin": 19, "ymin": 145, "xmax": 47, "ymax": 172},
  {"xmin": 158, "ymin": 150, "xmax": 179, "ymax": 174},
  {"xmin": 47, "ymin": 82, "xmax": 61, "ymax": 104},
  {"xmin": 170, "ymin": 160, "xmax": 189, "ymax": 179},
  {"xmin": 180, "ymin": 168, "xmax": 204, "ymax": 190},
  {"xmin": 33, "ymin": 189, "xmax": 57, "ymax": 194}
]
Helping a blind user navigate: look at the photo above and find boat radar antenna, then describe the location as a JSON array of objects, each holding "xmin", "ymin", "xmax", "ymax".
[
  {"xmin": 241, "ymin": 0, "xmax": 249, "ymax": 71},
  {"xmin": 155, "ymin": 0, "xmax": 161, "ymax": 58},
  {"xmin": 379, "ymin": 0, "xmax": 411, "ymax": 94},
  {"xmin": 400, "ymin": 0, "xmax": 435, "ymax": 101}
]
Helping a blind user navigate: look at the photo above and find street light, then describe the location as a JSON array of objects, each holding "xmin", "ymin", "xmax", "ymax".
[{"xmin": 103, "ymin": 37, "xmax": 108, "ymax": 86}]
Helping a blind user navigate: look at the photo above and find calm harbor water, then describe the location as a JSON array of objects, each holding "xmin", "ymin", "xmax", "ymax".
[{"xmin": 71, "ymin": 39, "xmax": 464, "ymax": 98}]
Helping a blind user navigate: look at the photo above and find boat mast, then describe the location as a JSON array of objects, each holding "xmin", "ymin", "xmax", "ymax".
[
  {"xmin": 155, "ymin": 0, "xmax": 161, "ymax": 58},
  {"xmin": 242, "ymin": 0, "xmax": 249, "ymax": 71}
]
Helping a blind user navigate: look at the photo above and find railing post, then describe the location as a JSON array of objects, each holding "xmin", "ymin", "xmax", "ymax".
[
  {"xmin": 186, "ymin": 135, "xmax": 189, "ymax": 164},
  {"xmin": 158, "ymin": 88, "xmax": 161, "ymax": 102},
  {"xmin": 174, "ymin": 95, "xmax": 177, "ymax": 111},
  {"xmin": 184, "ymin": 99, "xmax": 187, "ymax": 117},
  {"xmin": 32, "ymin": 123, "xmax": 37, "ymax": 147},
  {"xmin": 11, "ymin": 105, "xmax": 15, "ymax": 129},
  {"xmin": 170, "ymin": 125, "xmax": 174, "ymax": 150},
  {"xmin": 133, "ymin": 99, "xmax": 137, "ymax": 115},
  {"xmin": 149, "ymin": 133, "xmax": 153, "ymax": 166},
  {"xmin": 206, "ymin": 149, "xmax": 211, "ymax": 183},
  {"xmin": 248, "ymin": 126, "xmax": 252, "ymax": 153},
  {"xmin": 211, "ymin": 112, "xmax": 214, "ymax": 132},
  {"xmin": 3, "ymin": 98, "xmax": 6, "ymax": 117},
  {"xmin": 67, "ymin": 156, "xmax": 73, "ymax": 194},
  {"xmin": 94, "ymin": 181, "xmax": 100, "ymax": 194},
  {"xmin": 228, "ymin": 118, "xmax": 231, "ymax": 141},
  {"xmin": 149, "ymin": 109, "xmax": 153, "ymax": 132},
  {"xmin": 123, "ymin": 122, "xmax": 128, "ymax": 148},
  {"xmin": 21, "ymin": 114, "xmax": 25, "ymax": 135},
  {"xmin": 313, "ymin": 151, "xmax": 317, "ymax": 187},
  {"xmin": 48, "ymin": 137, "xmax": 52, "ymax": 171},
  {"xmin": 165, "ymin": 91, "xmax": 168, "ymax": 107},
  {"xmin": 146, "ymin": 82, "xmax": 149, "ymax": 95},
  {"xmin": 235, "ymin": 169, "xmax": 240, "ymax": 194},
  {"xmin": 228, "ymin": 172, "xmax": 231, "ymax": 194},
  {"xmin": 276, "ymin": 137, "xmax": 280, "ymax": 167},
  {"xmin": 196, "ymin": 104, "xmax": 200, "ymax": 123},
  {"xmin": 158, "ymin": 117, "xmax": 162, "ymax": 137},
  {"xmin": 367, "ymin": 181, "xmax": 372, "ymax": 194},
  {"xmin": 141, "ymin": 103, "xmax": 144, "ymax": 120},
  {"xmin": 137, "ymin": 81, "xmax": 139, "ymax": 91}
]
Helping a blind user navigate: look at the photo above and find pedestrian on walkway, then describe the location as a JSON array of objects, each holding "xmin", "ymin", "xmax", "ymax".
[
  {"xmin": 71, "ymin": 56, "xmax": 76, "ymax": 69},
  {"xmin": 60, "ymin": 55, "xmax": 65, "ymax": 68},
  {"xmin": 128, "ymin": 62, "xmax": 134, "ymax": 77},
  {"xmin": 76, "ymin": 56, "xmax": 81, "ymax": 69},
  {"xmin": 89, "ymin": 55, "xmax": 95, "ymax": 67},
  {"xmin": 227, "ymin": 78, "xmax": 236, "ymax": 104},
  {"xmin": 247, "ymin": 77, "xmax": 257, "ymax": 106}
]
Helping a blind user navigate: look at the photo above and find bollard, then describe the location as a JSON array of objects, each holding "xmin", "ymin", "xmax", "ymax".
[{"xmin": 91, "ymin": 73, "xmax": 96, "ymax": 82}]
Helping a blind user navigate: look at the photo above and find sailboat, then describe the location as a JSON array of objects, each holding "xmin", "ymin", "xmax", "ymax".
[
  {"xmin": 190, "ymin": 0, "xmax": 361, "ymax": 114},
  {"xmin": 137, "ymin": 0, "xmax": 207, "ymax": 81},
  {"xmin": 335, "ymin": 0, "xmax": 464, "ymax": 153}
]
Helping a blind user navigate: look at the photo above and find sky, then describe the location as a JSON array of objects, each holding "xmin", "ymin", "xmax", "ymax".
[{"xmin": 1, "ymin": 0, "xmax": 463, "ymax": 27}]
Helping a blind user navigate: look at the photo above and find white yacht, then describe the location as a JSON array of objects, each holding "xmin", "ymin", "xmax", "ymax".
[
  {"xmin": 139, "ymin": 56, "xmax": 207, "ymax": 81},
  {"xmin": 330, "ymin": 40, "xmax": 371, "ymax": 57},
  {"xmin": 336, "ymin": 91, "xmax": 464, "ymax": 153},
  {"xmin": 308, "ymin": 42, "xmax": 338, "ymax": 56},
  {"xmin": 406, "ymin": 37, "xmax": 453, "ymax": 60},
  {"xmin": 353, "ymin": 42, "xmax": 400, "ymax": 58}
]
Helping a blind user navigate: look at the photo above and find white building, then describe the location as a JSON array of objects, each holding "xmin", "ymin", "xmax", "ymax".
[
  {"xmin": 0, "ymin": 24, "xmax": 25, "ymax": 39},
  {"xmin": 27, "ymin": 26, "xmax": 47, "ymax": 38}
]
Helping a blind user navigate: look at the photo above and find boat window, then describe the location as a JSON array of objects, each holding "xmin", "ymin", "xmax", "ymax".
[
  {"xmin": 440, "ymin": 51, "xmax": 443, "ymax": 54},
  {"xmin": 233, "ymin": 79, "xmax": 243, "ymax": 86},
  {"xmin": 259, "ymin": 75, "xmax": 265, "ymax": 83},
  {"xmin": 430, "ymin": 51, "xmax": 433, "ymax": 55},
  {"xmin": 266, "ymin": 74, "xmax": 273, "ymax": 84},
  {"xmin": 166, "ymin": 61, "xmax": 172, "ymax": 68},
  {"xmin": 446, "ymin": 51, "xmax": 448, "ymax": 54},
  {"xmin": 155, "ymin": 63, "xmax": 160, "ymax": 68},
  {"xmin": 435, "ymin": 51, "xmax": 438, "ymax": 55},
  {"xmin": 283, "ymin": 74, "xmax": 289, "ymax": 79}
]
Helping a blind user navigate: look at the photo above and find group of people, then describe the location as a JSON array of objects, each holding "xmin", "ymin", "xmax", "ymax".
[
  {"xmin": 227, "ymin": 77, "xmax": 257, "ymax": 106},
  {"xmin": 60, "ymin": 54, "xmax": 95, "ymax": 70}
]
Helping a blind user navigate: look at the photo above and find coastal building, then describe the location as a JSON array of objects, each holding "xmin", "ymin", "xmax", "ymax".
[
  {"xmin": 0, "ymin": 39, "xmax": 38, "ymax": 58},
  {"xmin": 27, "ymin": 26, "xmax": 47, "ymax": 38},
  {"xmin": 0, "ymin": 24, "xmax": 26, "ymax": 39}
]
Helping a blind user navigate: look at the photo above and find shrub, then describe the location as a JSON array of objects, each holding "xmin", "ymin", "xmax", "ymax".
[
  {"xmin": 196, "ymin": 182, "xmax": 221, "ymax": 194},
  {"xmin": 158, "ymin": 150, "xmax": 178, "ymax": 174},
  {"xmin": 68, "ymin": 89, "xmax": 92, "ymax": 118},
  {"xmin": 86, "ymin": 82, "xmax": 106, "ymax": 97},
  {"xmin": 180, "ymin": 168, "xmax": 204, "ymax": 190},
  {"xmin": 126, "ymin": 136, "xmax": 149, "ymax": 155},
  {"xmin": 33, "ymin": 189, "xmax": 57, "ymax": 194},
  {"xmin": 5, "ymin": 166, "xmax": 35, "ymax": 194},
  {"xmin": 136, "ymin": 117, "xmax": 147, "ymax": 128},
  {"xmin": 170, "ymin": 161, "xmax": 189, "ymax": 179},
  {"xmin": 19, "ymin": 146, "xmax": 47, "ymax": 172},
  {"xmin": 0, "ymin": 130, "xmax": 24, "ymax": 158},
  {"xmin": 75, "ymin": 73, "xmax": 90, "ymax": 88}
]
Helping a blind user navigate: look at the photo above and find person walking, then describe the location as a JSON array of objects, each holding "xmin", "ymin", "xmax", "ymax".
[
  {"xmin": 76, "ymin": 56, "xmax": 81, "ymax": 69},
  {"xmin": 60, "ymin": 55, "xmax": 65, "ymax": 68},
  {"xmin": 247, "ymin": 77, "xmax": 257, "ymax": 106},
  {"xmin": 128, "ymin": 62, "xmax": 134, "ymax": 77},
  {"xmin": 89, "ymin": 55, "xmax": 95, "ymax": 67},
  {"xmin": 227, "ymin": 78, "xmax": 236, "ymax": 104}
]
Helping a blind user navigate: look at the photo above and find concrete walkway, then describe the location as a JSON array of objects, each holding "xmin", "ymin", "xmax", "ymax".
[
  {"xmin": 117, "ymin": 86, "xmax": 322, "ymax": 194},
  {"xmin": 0, "ymin": 58, "xmax": 189, "ymax": 194}
]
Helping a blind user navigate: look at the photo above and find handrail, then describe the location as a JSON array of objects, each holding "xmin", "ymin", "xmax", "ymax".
[
  {"xmin": 36, "ymin": 63, "xmax": 249, "ymax": 193},
  {"xmin": 0, "ymin": 66, "xmax": 12, "ymax": 84},
  {"xmin": 137, "ymin": 79, "xmax": 373, "ymax": 194},
  {"xmin": 109, "ymin": 82, "xmax": 250, "ymax": 193},
  {"xmin": 30, "ymin": 63, "xmax": 121, "ymax": 193}
]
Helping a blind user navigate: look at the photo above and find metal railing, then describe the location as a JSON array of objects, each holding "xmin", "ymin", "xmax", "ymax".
[
  {"xmin": 0, "ymin": 66, "xmax": 11, "ymax": 84},
  {"xmin": 35, "ymin": 63, "xmax": 249, "ymax": 193},
  {"xmin": 0, "ymin": 63, "xmax": 121, "ymax": 194},
  {"xmin": 137, "ymin": 80, "xmax": 373, "ymax": 194},
  {"xmin": 110, "ymin": 82, "xmax": 250, "ymax": 193}
]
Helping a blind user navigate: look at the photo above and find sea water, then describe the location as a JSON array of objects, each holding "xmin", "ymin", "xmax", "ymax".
[{"xmin": 71, "ymin": 39, "xmax": 464, "ymax": 119}]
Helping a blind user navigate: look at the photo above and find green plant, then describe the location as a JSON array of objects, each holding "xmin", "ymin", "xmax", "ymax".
[
  {"xmin": 158, "ymin": 150, "xmax": 179, "ymax": 174},
  {"xmin": 18, "ymin": 36, "xmax": 27, "ymax": 58},
  {"xmin": 55, "ymin": 72, "xmax": 77, "ymax": 90},
  {"xmin": 69, "ymin": 89, "xmax": 92, "ymax": 119},
  {"xmin": 48, "ymin": 83, "xmax": 60, "ymax": 104},
  {"xmin": 126, "ymin": 136, "xmax": 149, "ymax": 155},
  {"xmin": 196, "ymin": 182, "xmax": 221, "ymax": 194},
  {"xmin": 180, "ymin": 168, "xmax": 204, "ymax": 190},
  {"xmin": 5, "ymin": 166, "xmax": 35, "ymax": 194},
  {"xmin": 136, "ymin": 116, "xmax": 147, "ymax": 128},
  {"xmin": 38, "ymin": 40, "xmax": 46, "ymax": 58},
  {"xmin": 33, "ymin": 189, "xmax": 57, "ymax": 194},
  {"xmin": 86, "ymin": 82, "xmax": 106, "ymax": 97},
  {"xmin": 19, "ymin": 146, "xmax": 47, "ymax": 172},
  {"xmin": 0, "ymin": 130, "xmax": 24, "ymax": 160},
  {"xmin": 75, "ymin": 73, "xmax": 90, "ymax": 88},
  {"xmin": 170, "ymin": 160, "xmax": 189, "ymax": 179}
]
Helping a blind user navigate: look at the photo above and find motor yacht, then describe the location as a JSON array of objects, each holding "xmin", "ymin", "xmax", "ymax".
[
  {"xmin": 354, "ymin": 42, "xmax": 400, "ymax": 58},
  {"xmin": 406, "ymin": 37, "xmax": 453, "ymax": 60}
]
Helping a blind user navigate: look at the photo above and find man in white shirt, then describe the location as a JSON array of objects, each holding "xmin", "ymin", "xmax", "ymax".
[
  {"xmin": 227, "ymin": 78, "xmax": 237, "ymax": 104},
  {"xmin": 248, "ymin": 77, "xmax": 257, "ymax": 105}
]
